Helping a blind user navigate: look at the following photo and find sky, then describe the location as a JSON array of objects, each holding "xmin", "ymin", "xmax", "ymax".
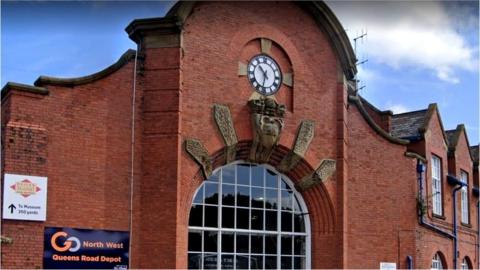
[{"xmin": 2, "ymin": 1, "xmax": 479, "ymax": 144}]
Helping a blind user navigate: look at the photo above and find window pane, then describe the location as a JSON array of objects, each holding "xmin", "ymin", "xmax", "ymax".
[
  {"xmin": 251, "ymin": 187, "xmax": 264, "ymax": 208},
  {"xmin": 294, "ymin": 213, "xmax": 305, "ymax": 232},
  {"xmin": 282, "ymin": 211, "xmax": 293, "ymax": 232},
  {"xmin": 188, "ymin": 231, "xmax": 202, "ymax": 252},
  {"xmin": 294, "ymin": 236, "xmax": 306, "ymax": 255},
  {"xmin": 281, "ymin": 235, "xmax": 292, "ymax": 255},
  {"xmin": 204, "ymin": 182, "xmax": 218, "ymax": 204},
  {"xmin": 237, "ymin": 164, "xmax": 250, "ymax": 185},
  {"xmin": 188, "ymin": 253, "xmax": 201, "ymax": 269},
  {"xmin": 294, "ymin": 256, "xmax": 305, "ymax": 269},
  {"xmin": 222, "ymin": 207, "xmax": 235, "ymax": 228},
  {"xmin": 223, "ymin": 166, "xmax": 235, "ymax": 184},
  {"xmin": 237, "ymin": 186, "xmax": 250, "ymax": 207},
  {"xmin": 236, "ymin": 255, "xmax": 249, "ymax": 269},
  {"xmin": 221, "ymin": 254, "xmax": 234, "ymax": 269},
  {"xmin": 266, "ymin": 169, "xmax": 277, "ymax": 188},
  {"xmin": 222, "ymin": 184, "xmax": 235, "ymax": 206},
  {"xmin": 204, "ymin": 206, "xmax": 218, "ymax": 227},
  {"xmin": 264, "ymin": 256, "xmax": 277, "ymax": 269},
  {"xmin": 203, "ymin": 253, "xmax": 217, "ymax": 269},
  {"xmin": 210, "ymin": 171, "xmax": 220, "ymax": 182},
  {"xmin": 265, "ymin": 210, "xmax": 277, "ymax": 231},
  {"xmin": 281, "ymin": 256, "xmax": 292, "ymax": 269},
  {"xmin": 204, "ymin": 231, "xmax": 218, "ymax": 252},
  {"xmin": 265, "ymin": 189, "xmax": 278, "ymax": 209},
  {"xmin": 251, "ymin": 255, "xmax": 263, "ymax": 269},
  {"xmin": 189, "ymin": 205, "xmax": 203, "ymax": 227},
  {"xmin": 236, "ymin": 233, "xmax": 249, "ymax": 253},
  {"xmin": 280, "ymin": 178, "xmax": 291, "ymax": 190},
  {"xmin": 251, "ymin": 165, "xmax": 264, "ymax": 187},
  {"xmin": 293, "ymin": 196, "xmax": 301, "ymax": 212},
  {"xmin": 281, "ymin": 190, "xmax": 293, "ymax": 211},
  {"xmin": 222, "ymin": 232, "xmax": 234, "ymax": 253},
  {"xmin": 237, "ymin": 208, "xmax": 249, "ymax": 229},
  {"xmin": 265, "ymin": 235, "xmax": 277, "ymax": 254},
  {"xmin": 251, "ymin": 234, "xmax": 263, "ymax": 254},
  {"xmin": 251, "ymin": 209, "xmax": 264, "ymax": 230},
  {"xmin": 193, "ymin": 186, "xmax": 204, "ymax": 204}
]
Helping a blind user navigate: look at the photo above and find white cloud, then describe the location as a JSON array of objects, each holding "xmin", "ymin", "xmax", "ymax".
[
  {"xmin": 328, "ymin": 1, "xmax": 478, "ymax": 84},
  {"xmin": 385, "ymin": 102, "xmax": 410, "ymax": 114}
]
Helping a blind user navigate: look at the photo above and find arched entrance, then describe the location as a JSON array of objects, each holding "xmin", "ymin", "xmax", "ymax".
[{"xmin": 187, "ymin": 162, "xmax": 311, "ymax": 269}]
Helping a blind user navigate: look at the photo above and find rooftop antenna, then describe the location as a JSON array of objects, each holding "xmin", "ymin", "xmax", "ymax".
[{"xmin": 353, "ymin": 28, "xmax": 368, "ymax": 94}]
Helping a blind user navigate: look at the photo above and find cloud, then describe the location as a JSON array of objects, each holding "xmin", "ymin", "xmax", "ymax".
[
  {"xmin": 385, "ymin": 102, "xmax": 410, "ymax": 114},
  {"xmin": 328, "ymin": 0, "xmax": 478, "ymax": 84}
]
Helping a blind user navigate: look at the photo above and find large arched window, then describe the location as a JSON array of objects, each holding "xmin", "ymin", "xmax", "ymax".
[{"xmin": 188, "ymin": 162, "xmax": 310, "ymax": 269}]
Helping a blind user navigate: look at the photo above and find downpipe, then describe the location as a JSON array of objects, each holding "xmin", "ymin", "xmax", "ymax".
[
  {"xmin": 416, "ymin": 160, "xmax": 455, "ymax": 239},
  {"xmin": 452, "ymin": 184, "xmax": 463, "ymax": 269}
]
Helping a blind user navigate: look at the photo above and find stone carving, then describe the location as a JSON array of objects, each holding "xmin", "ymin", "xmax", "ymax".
[
  {"xmin": 184, "ymin": 138, "xmax": 212, "ymax": 179},
  {"xmin": 248, "ymin": 96, "xmax": 286, "ymax": 163},
  {"xmin": 297, "ymin": 159, "xmax": 336, "ymax": 191},
  {"xmin": 213, "ymin": 104, "xmax": 238, "ymax": 163},
  {"xmin": 278, "ymin": 120, "xmax": 315, "ymax": 172}
]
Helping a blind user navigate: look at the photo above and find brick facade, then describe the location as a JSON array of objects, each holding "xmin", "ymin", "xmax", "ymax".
[{"xmin": 1, "ymin": 1, "xmax": 478, "ymax": 269}]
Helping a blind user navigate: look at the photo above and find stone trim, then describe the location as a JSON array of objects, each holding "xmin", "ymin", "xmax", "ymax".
[
  {"xmin": 297, "ymin": 159, "xmax": 336, "ymax": 191},
  {"xmin": 348, "ymin": 95, "xmax": 410, "ymax": 145},
  {"xmin": 185, "ymin": 138, "xmax": 213, "ymax": 179},
  {"xmin": 404, "ymin": 151, "xmax": 427, "ymax": 163},
  {"xmin": 278, "ymin": 120, "xmax": 315, "ymax": 173},
  {"xmin": 1, "ymin": 82, "xmax": 49, "ymax": 101},
  {"xmin": 34, "ymin": 50, "xmax": 136, "ymax": 87},
  {"xmin": 125, "ymin": 16, "xmax": 182, "ymax": 45},
  {"xmin": 1, "ymin": 235, "xmax": 13, "ymax": 245},
  {"xmin": 213, "ymin": 104, "xmax": 238, "ymax": 163}
]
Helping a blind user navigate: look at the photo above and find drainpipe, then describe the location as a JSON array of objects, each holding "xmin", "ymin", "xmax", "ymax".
[
  {"xmin": 416, "ymin": 160, "xmax": 455, "ymax": 239},
  {"xmin": 477, "ymin": 200, "xmax": 480, "ymax": 270},
  {"xmin": 447, "ymin": 174, "xmax": 468, "ymax": 270}
]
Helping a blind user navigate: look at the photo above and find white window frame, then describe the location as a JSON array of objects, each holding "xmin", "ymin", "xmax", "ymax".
[
  {"xmin": 187, "ymin": 162, "xmax": 312, "ymax": 270},
  {"xmin": 460, "ymin": 171, "xmax": 469, "ymax": 224},
  {"xmin": 431, "ymin": 253, "xmax": 443, "ymax": 270},
  {"xmin": 431, "ymin": 156, "xmax": 442, "ymax": 216},
  {"xmin": 461, "ymin": 257, "xmax": 469, "ymax": 270}
]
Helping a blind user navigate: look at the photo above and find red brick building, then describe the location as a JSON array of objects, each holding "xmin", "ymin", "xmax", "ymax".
[{"xmin": 1, "ymin": 1, "xmax": 479, "ymax": 269}]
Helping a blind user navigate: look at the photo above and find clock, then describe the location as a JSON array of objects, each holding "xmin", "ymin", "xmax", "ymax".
[{"xmin": 247, "ymin": 54, "xmax": 282, "ymax": 96}]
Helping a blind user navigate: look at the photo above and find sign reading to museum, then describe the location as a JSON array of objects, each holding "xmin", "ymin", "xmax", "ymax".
[
  {"xmin": 44, "ymin": 227, "xmax": 129, "ymax": 269},
  {"xmin": 2, "ymin": 173, "xmax": 48, "ymax": 221}
]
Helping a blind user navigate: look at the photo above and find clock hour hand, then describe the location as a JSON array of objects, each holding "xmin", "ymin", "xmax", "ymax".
[{"xmin": 258, "ymin": 65, "xmax": 269, "ymax": 86}]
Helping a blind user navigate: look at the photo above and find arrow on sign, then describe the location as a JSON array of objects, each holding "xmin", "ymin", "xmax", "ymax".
[{"xmin": 8, "ymin": 204, "xmax": 16, "ymax": 214}]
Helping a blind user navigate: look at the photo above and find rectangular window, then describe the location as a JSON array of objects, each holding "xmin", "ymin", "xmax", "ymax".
[
  {"xmin": 460, "ymin": 171, "xmax": 469, "ymax": 224},
  {"xmin": 431, "ymin": 156, "xmax": 442, "ymax": 216}
]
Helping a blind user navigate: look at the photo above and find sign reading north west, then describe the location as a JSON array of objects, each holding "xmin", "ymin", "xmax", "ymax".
[
  {"xmin": 2, "ymin": 173, "xmax": 47, "ymax": 221},
  {"xmin": 44, "ymin": 227, "xmax": 129, "ymax": 269}
]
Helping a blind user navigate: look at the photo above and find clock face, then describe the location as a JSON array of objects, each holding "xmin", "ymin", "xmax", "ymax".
[{"xmin": 247, "ymin": 54, "xmax": 282, "ymax": 96}]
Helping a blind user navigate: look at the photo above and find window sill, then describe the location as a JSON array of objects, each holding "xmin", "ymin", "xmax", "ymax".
[
  {"xmin": 460, "ymin": 222, "xmax": 472, "ymax": 228},
  {"xmin": 432, "ymin": 214, "xmax": 446, "ymax": 220}
]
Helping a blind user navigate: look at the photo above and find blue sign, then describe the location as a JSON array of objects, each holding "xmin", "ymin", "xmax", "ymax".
[{"xmin": 44, "ymin": 227, "xmax": 129, "ymax": 269}]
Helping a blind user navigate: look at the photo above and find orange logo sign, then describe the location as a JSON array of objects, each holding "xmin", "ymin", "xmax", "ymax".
[{"xmin": 10, "ymin": 179, "xmax": 41, "ymax": 198}]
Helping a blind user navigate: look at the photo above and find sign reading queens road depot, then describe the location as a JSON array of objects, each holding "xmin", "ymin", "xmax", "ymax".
[
  {"xmin": 44, "ymin": 227, "xmax": 129, "ymax": 269},
  {"xmin": 2, "ymin": 173, "xmax": 47, "ymax": 221}
]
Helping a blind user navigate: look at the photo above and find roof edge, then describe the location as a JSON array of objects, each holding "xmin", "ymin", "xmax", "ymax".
[
  {"xmin": 1, "ymin": 82, "xmax": 49, "ymax": 101},
  {"xmin": 34, "ymin": 49, "xmax": 136, "ymax": 87},
  {"xmin": 418, "ymin": 103, "xmax": 448, "ymax": 144},
  {"xmin": 126, "ymin": 1, "xmax": 357, "ymax": 80},
  {"xmin": 447, "ymin": 124, "xmax": 475, "ymax": 161},
  {"xmin": 348, "ymin": 95, "xmax": 410, "ymax": 145}
]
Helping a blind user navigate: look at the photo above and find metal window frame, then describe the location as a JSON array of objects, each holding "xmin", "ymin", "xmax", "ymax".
[{"xmin": 187, "ymin": 161, "xmax": 311, "ymax": 270}]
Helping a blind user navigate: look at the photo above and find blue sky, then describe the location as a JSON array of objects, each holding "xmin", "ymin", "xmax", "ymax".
[{"xmin": 2, "ymin": 1, "xmax": 479, "ymax": 144}]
